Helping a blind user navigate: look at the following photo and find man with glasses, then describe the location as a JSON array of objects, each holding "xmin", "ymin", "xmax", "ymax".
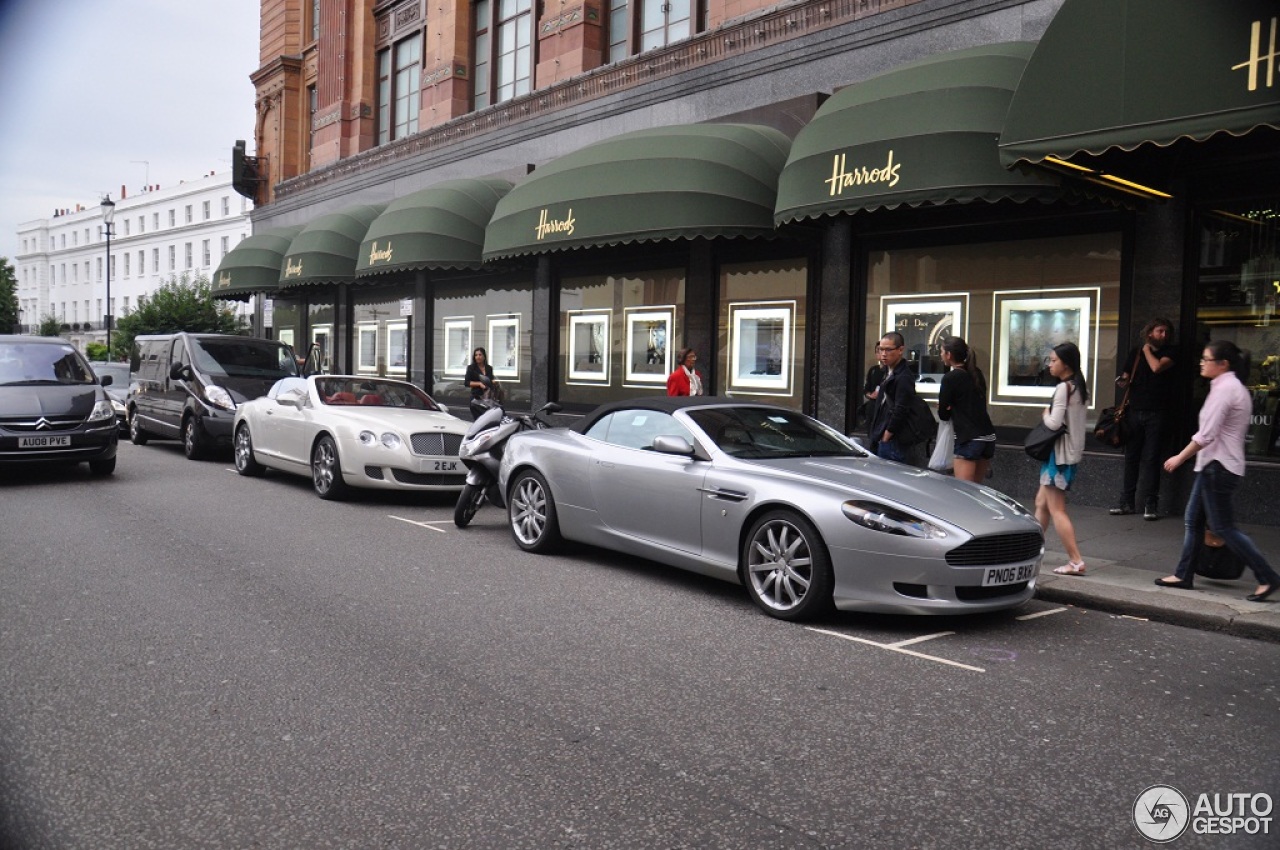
[{"xmin": 868, "ymin": 331, "xmax": 925, "ymax": 467}]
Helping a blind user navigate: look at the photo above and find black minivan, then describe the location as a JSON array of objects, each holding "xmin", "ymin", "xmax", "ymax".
[
  {"xmin": 128, "ymin": 333, "xmax": 300, "ymax": 459},
  {"xmin": 0, "ymin": 335, "xmax": 119, "ymax": 475}
]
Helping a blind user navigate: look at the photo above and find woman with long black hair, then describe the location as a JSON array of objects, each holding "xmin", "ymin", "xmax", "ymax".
[
  {"xmin": 937, "ymin": 336, "xmax": 996, "ymax": 482},
  {"xmin": 1036, "ymin": 342, "xmax": 1089, "ymax": 576}
]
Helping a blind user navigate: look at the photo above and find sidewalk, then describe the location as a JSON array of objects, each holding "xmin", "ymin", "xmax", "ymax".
[{"xmin": 1034, "ymin": 508, "xmax": 1280, "ymax": 642}]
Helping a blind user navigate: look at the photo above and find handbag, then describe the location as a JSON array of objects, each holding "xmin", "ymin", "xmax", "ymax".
[
  {"xmin": 1094, "ymin": 350, "xmax": 1140, "ymax": 448},
  {"xmin": 1024, "ymin": 385, "xmax": 1070, "ymax": 461},
  {"xmin": 1195, "ymin": 530, "xmax": 1246, "ymax": 581},
  {"xmin": 928, "ymin": 419, "xmax": 955, "ymax": 472},
  {"xmin": 900, "ymin": 395, "xmax": 937, "ymax": 447}
]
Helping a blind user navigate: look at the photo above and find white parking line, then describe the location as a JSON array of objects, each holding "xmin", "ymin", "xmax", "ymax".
[
  {"xmin": 388, "ymin": 515, "xmax": 449, "ymax": 533},
  {"xmin": 1015, "ymin": 607, "xmax": 1068, "ymax": 621},
  {"xmin": 886, "ymin": 631, "xmax": 955, "ymax": 648},
  {"xmin": 806, "ymin": 627, "xmax": 986, "ymax": 673}
]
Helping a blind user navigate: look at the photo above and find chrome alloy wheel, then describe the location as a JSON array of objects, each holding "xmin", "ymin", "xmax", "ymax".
[
  {"xmin": 311, "ymin": 435, "xmax": 348, "ymax": 499},
  {"xmin": 510, "ymin": 475, "xmax": 548, "ymax": 545},
  {"xmin": 743, "ymin": 512, "xmax": 831, "ymax": 619}
]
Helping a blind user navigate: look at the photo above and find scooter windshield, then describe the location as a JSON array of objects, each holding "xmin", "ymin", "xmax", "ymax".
[{"xmin": 465, "ymin": 404, "xmax": 505, "ymax": 437}]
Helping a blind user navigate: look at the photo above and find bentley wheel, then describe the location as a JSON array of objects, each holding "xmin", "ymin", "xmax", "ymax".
[
  {"xmin": 454, "ymin": 482, "xmax": 485, "ymax": 528},
  {"xmin": 742, "ymin": 510, "xmax": 833, "ymax": 621},
  {"xmin": 234, "ymin": 423, "xmax": 265, "ymax": 477},
  {"xmin": 311, "ymin": 435, "xmax": 349, "ymax": 500},
  {"xmin": 128, "ymin": 409, "xmax": 149, "ymax": 445},
  {"xmin": 508, "ymin": 470, "xmax": 561, "ymax": 553}
]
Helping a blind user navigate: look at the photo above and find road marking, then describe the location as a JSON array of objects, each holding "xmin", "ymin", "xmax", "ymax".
[
  {"xmin": 886, "ymin": 631, "xmax": 955, "ymax": 648},
  {"xmin": 806, "ymin": 627, "xmax": 985, "ymax": 673},
  {"xmin": 388, "ymin": 515, "xmax": 449, "ymax": 533},
  {"xmin": 1015, "ymin": 607, "xmax": 1068, "ymax": 621}
]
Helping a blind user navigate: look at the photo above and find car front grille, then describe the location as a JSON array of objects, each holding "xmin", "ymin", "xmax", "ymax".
[
  {"xmin": 0, "ymin": 415, "xmax": 85, "ymax": 433},
  {"xmin": 390, "ymin": 468, "xmax": 465, "ymax": 486},
  {"xmin": 409, "ymin": 432, "xmax": 463, "ymax": 457},
  {"xmin": 945, "ymin": 532, "xmax": 1043, "ymax": 566},
  {"xmin": 364, "ymin": 465, "xmax": 385, "ymax": 480}
]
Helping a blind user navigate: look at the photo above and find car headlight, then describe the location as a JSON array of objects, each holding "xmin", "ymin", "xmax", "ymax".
[
  {"xmin": 359, "ymin": 430, "xmax": 401, "ymax": 449},
  {"xmin": 109, "ymin": 398, "xmax": 126, "ymax": 415},
  {"xmin": 87, "ymin": 399, "xmax": 116, "ymax": 423},
  {"xmin": 982, "ymin": 487, "xmax": 1035, "ymax": 518},
  {"xmin": 842, "ymin": 500, "xmax": 947, "ymax": 539},
  {"xmin": 205, "ymin": 384, "xmax": 236, "ymax": 411}
]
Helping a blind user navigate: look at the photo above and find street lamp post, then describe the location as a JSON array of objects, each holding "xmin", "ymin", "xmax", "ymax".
[{"xmin": 101, "ymin": 196, "xmax": 115, "ymax": 357}]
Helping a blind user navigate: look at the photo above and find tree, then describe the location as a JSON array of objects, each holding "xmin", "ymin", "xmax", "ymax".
[
  {"xmin": 111, "ymin": 272, "xmax": 246, "ymax": 359},
  {"xmin": 38, "ymin": 314, "xmax": 62, "ymax": 337},
  {"xmin": 0, "ymin": 256, "xmax": 17, "ymax": 333}
]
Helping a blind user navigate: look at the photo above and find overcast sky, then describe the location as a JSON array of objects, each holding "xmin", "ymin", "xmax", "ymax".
[{"xmin": 0, "ymin": 0, "xmax": 260, "ymax": 262}]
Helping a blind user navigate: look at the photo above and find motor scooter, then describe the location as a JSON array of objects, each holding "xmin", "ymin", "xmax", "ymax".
[{"xmin": 454, "ymin": 400, "xmax": 561, "ymax": 527}]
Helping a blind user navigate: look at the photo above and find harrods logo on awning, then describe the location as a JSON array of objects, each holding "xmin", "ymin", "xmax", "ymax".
[
  {"xmin": 535, "ymin": 208, "xmax": 575, "ymax": 240},
  {"xmin": 284, "ymin": 258, "xmax": 304, "ymax": 277},
  {"xmin": 216, "ymin": 271, "xmax": 231, "ymax": 289},
  {"xmin": 826, "ymin": 151, "xmax": 901, "ymax": 197},
  {"xmin": 1232, "ymin": 17, "xmax": 1278, "ymax": 92},
  {"xmin": 367, "ymin": 240, "xmax": 394, "ymax": 264}
]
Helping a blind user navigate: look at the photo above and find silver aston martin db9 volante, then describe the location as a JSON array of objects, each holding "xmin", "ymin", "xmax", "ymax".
[{"xmin": 498, "ymin": 397, "xmax": 1043, "ymax": 620}]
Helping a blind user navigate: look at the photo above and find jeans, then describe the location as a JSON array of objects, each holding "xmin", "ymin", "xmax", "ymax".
[
  {"xmin": 877, "ymin": 438, "xmax": 925, "ymax": 468},
  {"xmin": 1173, "ymin": 461, "xmax": 1280, "ymax": 585},
  {"xmin": 1120, "ymin": 408, "xmax": 1166, "ymax": 511}
]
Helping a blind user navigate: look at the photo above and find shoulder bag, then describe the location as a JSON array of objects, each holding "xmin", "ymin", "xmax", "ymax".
[
  {"xmin": 1024, "ymin": 385, "xmax": 1070, "ymax": 462},
  {"xmin": 1094, "ymin": 349, "xmax": 1141, "ymax": 448}
]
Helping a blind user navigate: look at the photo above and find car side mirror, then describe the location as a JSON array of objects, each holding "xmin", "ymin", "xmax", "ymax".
[
  {"xmin": 437, "ymin": 403, "xmax": 449, "ymax": 415},
  {"xmin": 99, "ymin": 375, "xmax": 113, "ymax": 387},
  {"xmin": 169, "ymin": 363, "xmax": 192, "ymax": 381},
  {"xmin": 652, "ymin": 435, "xmax": 696, "ymax": 456},
  {"xmin": 276, "ymin": 389, "xmax": 306, "ymax": 409}
]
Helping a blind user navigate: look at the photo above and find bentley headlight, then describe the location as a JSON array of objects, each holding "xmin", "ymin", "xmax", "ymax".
[
  {"xmin": 380, "ymin": 432, "xmax": 401, "ymax": 450},
  {"xmin": 360, "ymin": 430, "xmax": 401, "ymax": 449},
  {"xmin": 842, "ymin": 500, "xmax": 947, "ymax": 539},
  {"xmin": 205, "ymin": 384, "xmax": 235, "ymax": 411}
]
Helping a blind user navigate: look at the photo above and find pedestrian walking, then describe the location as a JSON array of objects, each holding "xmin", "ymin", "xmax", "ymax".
[
  {"xmin": 1154, "ymin": 340, "xmax": 1280, "ymax": 601},
  {"xmin": 937, "ymin": 336, "xmax": 996, "ymax": 483},
  {"xmin": 666, "ymin": 348, "xmax": 704, "ymax": 397},
  {"xmin": 1036, "ymin": 342, "xmax": 1089, "ymax": 575},
  {"xmin": 464, "ymin": 346, "xmax": 496, "ymax": 420},
  {"xmin": 1109, "ymin": 317, "xmax": 1177, "ymax": 520},
  {"xmin": 868, "ymin": 331, "xmax": 925, "ymax": 467}
]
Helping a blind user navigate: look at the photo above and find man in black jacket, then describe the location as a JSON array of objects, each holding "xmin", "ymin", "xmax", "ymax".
[
  {"xmin": 1109, "ymin": 318, "xmax": 1176, "ymax": 520},
  {"xmin": 868, "ymin": 331, "xmax": 925, "ymax": 467}
]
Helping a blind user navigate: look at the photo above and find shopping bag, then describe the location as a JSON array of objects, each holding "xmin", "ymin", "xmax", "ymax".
[{"xmin": 928, "ymin": 420, "xmax": 955, "ymax": 472}]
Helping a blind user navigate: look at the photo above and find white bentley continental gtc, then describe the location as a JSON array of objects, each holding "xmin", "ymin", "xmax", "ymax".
[{"xmin": 233, "ymin": 375, "xmax": 469, "ymax": 500}]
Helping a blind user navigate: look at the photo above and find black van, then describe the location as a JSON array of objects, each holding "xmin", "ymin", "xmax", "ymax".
[
  {"xmin": 128, "ymin": 333, "xmax": 300, "ymax": 459},
  {"xmin": 0, "ymin": 335, "xmax": 119, "ymax": 475}
]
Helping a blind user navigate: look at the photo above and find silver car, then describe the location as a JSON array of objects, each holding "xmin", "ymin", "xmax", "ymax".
[{"xmin": 498, "ymin": 397, "xmax": 1043, "ymax": 620}]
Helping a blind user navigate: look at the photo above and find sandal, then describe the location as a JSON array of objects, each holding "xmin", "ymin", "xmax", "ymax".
[{"xmin": 1052, "ymin": 562, "xmax": 1086, "ymax": 576}]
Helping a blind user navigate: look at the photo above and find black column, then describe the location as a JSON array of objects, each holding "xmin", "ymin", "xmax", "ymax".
[
  {"xmin": 531, "ymin": 256, "xmax": 554, "ymax": 410},
  {"xmin": 815, "ymin": 218, "xmax": 854, "ymax": 430}
]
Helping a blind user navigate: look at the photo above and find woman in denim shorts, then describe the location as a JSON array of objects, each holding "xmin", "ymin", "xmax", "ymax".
[{"xmin": 937, "ymin": 337, "xmax": 996, "ymax": 483}]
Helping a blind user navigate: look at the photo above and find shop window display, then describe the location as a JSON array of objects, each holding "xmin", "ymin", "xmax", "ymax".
[
  {"xmin": 1194, "ymin": 205, "xmax": 1280, "ymax": 459},
  {"xmin": 434, "ymin": 278, "xmax": 533, "ymax": 410},
  {"xmin": 717, "ymin": 259, "xmax": 807, "ymax": 403},
  {"xmin": 864, "ymin": 233, "xmax": 1122, "ymax": 430},
  {"xmin": 353, "ymin": 292, "xmax": 412, "ymax": 378}
]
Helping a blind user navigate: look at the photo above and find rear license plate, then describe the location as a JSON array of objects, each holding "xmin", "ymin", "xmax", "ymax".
[
  {"xmin": 982, "ymin": 563, "xmax": 1037, "ymax": 586},
  {"xmin": 19, "ymin": 435, "xmax": 71, "ymax": 448},
  {"xmin": 432, "ymin": 460, "xmax": 458, "ymax": 472}
]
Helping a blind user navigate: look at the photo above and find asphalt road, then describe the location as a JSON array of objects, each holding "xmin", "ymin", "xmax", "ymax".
[{"xmin": 2, "ymin": 442, "xmax": 1278, "ymax": 849}]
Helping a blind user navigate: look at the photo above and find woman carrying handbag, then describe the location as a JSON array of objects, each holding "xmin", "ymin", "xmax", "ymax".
[{"xmin": 1035, "ymin": 342, "xmax": 1090, "ymax": 576}]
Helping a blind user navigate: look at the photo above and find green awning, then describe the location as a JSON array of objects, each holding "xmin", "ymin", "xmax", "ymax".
[
  {"xmin": 211, "ymin": 226, "xmax": 304, "ymax": 301},
  {"xmin": 483, "ymin": 123, "xmax": 790, "ymax": 261},
  {"xmin": 775, "ymin": 42, "xmax": 1059, "ymax": 224},
  {"xmin": 355, "ymin": 177, "xmax": 513, "ymax": 277},
  {"xmin": 1000, "ymin": 0, "xmax": 1280, "ymax": 164},
  {"xmin": 279, "ymin": 203, "xmax": 386, "ymax": 288}
]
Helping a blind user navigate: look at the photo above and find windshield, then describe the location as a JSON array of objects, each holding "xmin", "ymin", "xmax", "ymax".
[
  {"xmin": 315, "ymin": 377, "xmax": 442, "ymax": 411},
  {"xmin": 687, "ymin": 406, "xmax": 860, "ymax": 459},
  {"xmin": 190, "ymin": 338, "xmax": 299, "ymax": 379},
  {"xmin": 0, "ymin": 342, "xmax": 96, "ymax": 386}
]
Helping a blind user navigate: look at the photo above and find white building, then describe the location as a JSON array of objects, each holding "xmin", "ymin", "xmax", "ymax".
[{"xmin": 13, "ymin": 170, "xmax": 253, "ymax": 350}]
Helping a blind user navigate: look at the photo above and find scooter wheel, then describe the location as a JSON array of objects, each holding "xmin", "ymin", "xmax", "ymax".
[{"xmin": 454, "ymin": 482, "xmax": 486, "ymax": 528}]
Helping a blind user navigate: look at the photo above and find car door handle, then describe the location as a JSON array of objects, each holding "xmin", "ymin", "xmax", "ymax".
[
  {"xmin": 699, "ymin": 486, "xmax": 748, "ymax": 502},
  {"xmin": 597, "ymin": 460, "xmax": 615, "ymax": 468}
]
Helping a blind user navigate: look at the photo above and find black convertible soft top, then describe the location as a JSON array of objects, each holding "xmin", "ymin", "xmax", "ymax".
[{"xmin": 569, "ymin": 396, "xmax": 790, "ymax": 434}]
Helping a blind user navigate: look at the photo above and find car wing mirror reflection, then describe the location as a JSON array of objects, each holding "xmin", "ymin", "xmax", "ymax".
[
  {"xmin": 276, "ymin": 390, "xmax": 306, "ymax": 409},
  {"xmin": 652, "ymin": 435, "xmax": 696, "ymax": 457}
]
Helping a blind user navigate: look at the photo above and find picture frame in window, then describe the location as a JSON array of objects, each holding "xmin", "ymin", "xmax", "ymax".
[
  {"xmin": 442, "ymin": 317, "xmax": 472, "ymax": 377},
  {"xmin": 357, "ymin": 323, "xmax": 380, "ymax": 373},
  {"xmin": 567, "ymin": 309, "xmax": 611, "ymax": 384},
  {"xmin": 728, "ymin": 301, "xmax": 794, "ymax": 395},
  {"xmin": 623, "ymin": 306, "xmax": 673, "ymax": 386},
  {"xmin": 880, "ymin": 293, "xmax": 969, "ymax": 396},
  {"xmin": 990, "ymin": 287, "xmax": 1100, "ymax": 406},
  {"xmin": 311, "ymin": 324, "xmax": 333, "ymax": 372},
  {"xmin": 277, "ymin": 328, "xmax": 295, "ymax": 349},
  {"xmin": 487, "ymin": 314, "xmax": 520, "ymax": 379},
  {"xmin": 385, "ymin": 320, "xmax": 408, "ymax": 372}
]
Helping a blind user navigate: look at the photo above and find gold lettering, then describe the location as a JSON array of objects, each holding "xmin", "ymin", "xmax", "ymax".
[
  {"xmin": 367, "ymin": 240, "xmax": 394, "ymax": 264},
  {"xmin": 535, "ymin": 207, "xmax": 576, "ymax": 240},
  {"xmin": 1232, "ymin": 17, "xmax": 1278, "ymax": 91},
  {"xmin": 825, "ymin": 150, "xmax": 901, "ymax": 197},
  {"xmin": 216, "ymin": 271, "xmax": 231, "ymax": 288},
  {"xmin": 284, "ymin": 258, "xmax": 304, "ymax": 277}
]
